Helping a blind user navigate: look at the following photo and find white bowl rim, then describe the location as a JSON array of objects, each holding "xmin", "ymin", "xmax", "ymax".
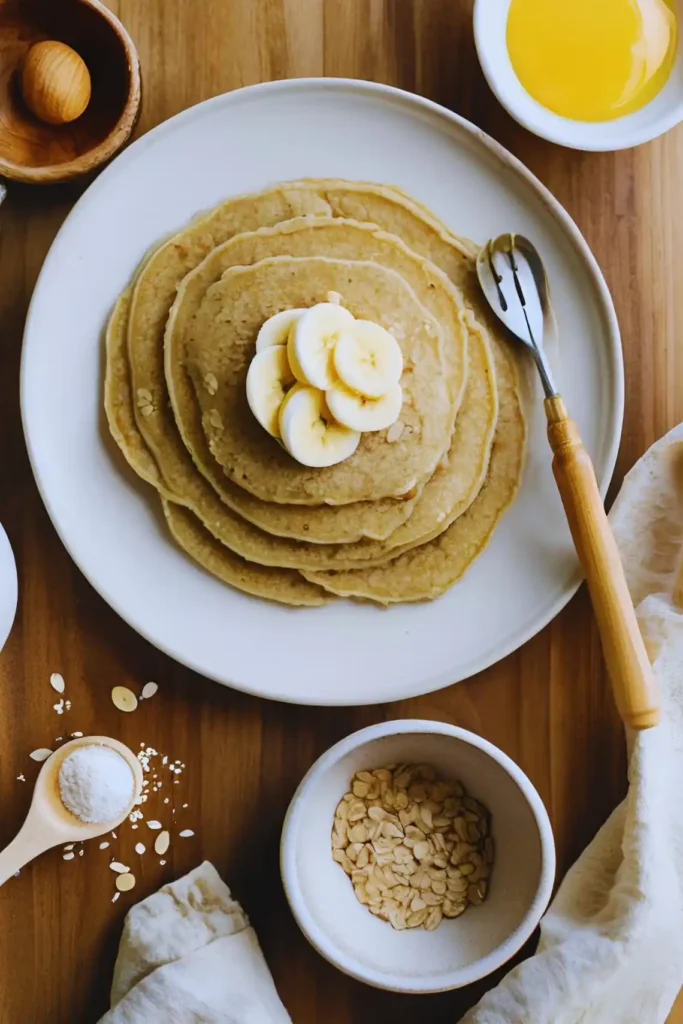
[
  {"xmin": 473, "ymin": 0, "xmax": 683, "ymax": 151},
  {"xmin": 0, "ymin": 522, "xmax": 18, "ymax": 654},
  {"xmin": 280, "ymin": 719, "xmax": 556, "ymax": 993}
]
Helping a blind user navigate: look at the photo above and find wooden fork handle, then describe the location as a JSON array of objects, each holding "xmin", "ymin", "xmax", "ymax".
[{"xmin": 545, "ymin": 396, "xmax": 660, "ymax": 730}]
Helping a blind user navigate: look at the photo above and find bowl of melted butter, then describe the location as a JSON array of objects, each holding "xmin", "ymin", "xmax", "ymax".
[{"xmin": 474, "ymin": 0, "xmax": 683, "ymax": 150}]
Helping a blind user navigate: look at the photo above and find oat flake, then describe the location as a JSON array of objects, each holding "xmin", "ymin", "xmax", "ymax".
[
  {"xmin": 109, "ymin": 862, "xmax": 129, "ymax": 874},
  {"xmin": 154, "ymin": 831, "xmax": 170, "ymax": 856},
  {"xmin": 141, "ymin": 682, "xmax": 158, "ymax": 700},
  {"xmin": 179, "ymin": 830, "xmax": 194, "ymax": 838},
  {"xmin": 50, "ymin": 673, "xmax": 65, "ymax": 694},
  {"xmin": 29, "ymin": 748, "xmax": 53, "ymax": 762},
  {"xmin": 111, "ymin": 686, "xmax": 138, "ymax": 713},
  {"xmin": 146, "ymin": 820, "xmax": 162, "ymax": 830},
  {"xmin": 135, "ymin": 843, "xmax": 146, "ymax": 855}
]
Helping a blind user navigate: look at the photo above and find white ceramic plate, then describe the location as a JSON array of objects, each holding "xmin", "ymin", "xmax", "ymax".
[{"xmin": 21, "ymin": 79, "xmax": 622, "ymax": 705}]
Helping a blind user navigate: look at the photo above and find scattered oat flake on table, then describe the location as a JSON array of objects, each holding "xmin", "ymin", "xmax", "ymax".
[
  {"xmin": 179, "ymin": 830, "xmax": 194, "ymax": 838},
  {"xmin": 16, "ymin": 775, "xmax": 25, "ymax": 782},
  {"xmin": 111, "ymin": 686, "xmax": 138, "ymax": 713},
  {"xmin": 154, "ymin": 831, "xmax": 170, "ymax": 856},
  {"xmin": 29, "ymin": 748, "xmax": 53, "ymax": 762},
  {"xmin": 116, "ymin": 873, "xmax": 135, "ymax": 893},
  {"xmin": 109, "ymin": 862, "xmax": 129, "ymax": 874},
  {"xmin": 182, "ymin": 804, "xmax": 188, "ymax": 809},
  {"xmin": 141, "ymin": 682, "xmax": 158, "ymax": 700},
  {"xmin": 71, "ymin": 731, "xmax": 83, "ymax": 738},
  {"xmin": 135, "ymin": 843, "xmax": 146, "ymax": 855},
  {"xmin": 63, "ymin": 844, "xmax": 74, "ymax": 852},
  {"xmin": 146, "ymin": 820, "xmax": 162, "ymax": 830},
  {"xmin": 99, "ymin": 842, "xmax": 109, "ymax": 850},
  {"xmin": 159, "ymin": 860, "xmax": 166, "ymax": 866},
  {"xmin": 53, "ymin": 700, "xmax": 65, "ymax": 715},
  {"xmin": 63, "ymin": 853, "xmax": 75, "ymax": 861},
  {"xmin": 50, "ymin": 673, "xmax": 65, "ymax": 693},
  {"xmin": 111, "ymin": 893, "xmax": 120, "ymax": 903},
  {"xmin": 78, "ymin": 850, "xmax": 84, "ymax": 857}
]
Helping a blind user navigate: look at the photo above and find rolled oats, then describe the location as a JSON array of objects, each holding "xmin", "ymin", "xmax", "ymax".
[{"xmin": 331, "ymin": 764, "xmax": 493, "ymax": 932}]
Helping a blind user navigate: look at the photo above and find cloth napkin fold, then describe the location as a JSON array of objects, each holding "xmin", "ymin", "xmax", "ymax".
[
  {"xmin": 99, "ymin": 861, "xmax": 291, "ymax": 1023},
  {"xmin": 465, "ymin": 422, "xmax": 683, "ymax": 1023}
]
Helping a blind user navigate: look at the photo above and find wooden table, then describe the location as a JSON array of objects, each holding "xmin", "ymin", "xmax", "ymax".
[{"xmin": 0, "ymin": 1, "xmax": 681, "ymax": 1020}]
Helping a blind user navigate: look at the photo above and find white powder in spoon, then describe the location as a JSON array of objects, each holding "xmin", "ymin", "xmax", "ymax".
[{"xmin": 59, "ymin": 745, "xmax": 134, "ymax": 824}]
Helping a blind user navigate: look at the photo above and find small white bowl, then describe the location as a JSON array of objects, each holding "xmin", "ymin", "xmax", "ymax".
[
  {"xmin": 0, "ymin": 522, "xmax": 17, "ymax": 653},
  {"xmin": 280, "ymin": 720, "xmax": 555, "ymax": 993},
  {"xmin": 474, "ymin": 0, "xmax": 683, "ymax": 151}
]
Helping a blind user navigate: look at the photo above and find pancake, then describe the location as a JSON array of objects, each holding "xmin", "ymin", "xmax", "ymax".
[
  {"xmin": 160, "ymin": 215, "xmax": 473, "ymax": 538},
  {"xmin": 106, "ymin": 290, "xmax": 418, "ymax": 545},
  {"xmin": 162, "ymin": 501, "xmax": 330, "ymax": 607},
  {"xmin": 125, "ymin": 180, "xmax": 492, "ymax": 494},
  {"xmin": 103, "ymin": 178, "xmax": 527, "ymax": 605},
  {"xmin": 106, "ymin": 299, "xmax": 496, "ymax": 570},
  {"xmin": 105, "ymin": 290, "xmax": 163, "ymax": 492},
  {"xmin": 177, "ymin": 255, "xmax": 453, "ymax": 505},
  {"xmin": 301, "ymin": 341, "xmax": 526, "ymax": 603}
]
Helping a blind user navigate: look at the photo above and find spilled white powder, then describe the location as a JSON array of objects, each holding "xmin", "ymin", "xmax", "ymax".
[{"xmin": 58, "ymin": 745, "xmax": 134, "ymax": 824}]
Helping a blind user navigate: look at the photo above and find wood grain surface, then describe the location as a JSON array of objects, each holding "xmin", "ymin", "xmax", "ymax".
[{"xmin": 0, "ymin": 1, "xmax": 680, "ymax": 1021}]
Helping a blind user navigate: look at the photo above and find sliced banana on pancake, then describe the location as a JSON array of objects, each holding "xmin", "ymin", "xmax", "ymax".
[
  {"xmin": 326, "ymin": 381, "xmax": 403, "ymax": 433},
  {"xmin": 289, "ymin": 302, "xmax": 355, "ymax": 389},
  {"xmin": 255, "ymin": 308, "xmax": 306, "ymax": 352},
  {"xmin": 279, "ymin": 384, "xmax": 360, "ymax": 467},
  {"xmin": 246, "ymin": 346, "xmax": 295, "ymax": 438},
  {"xmin": 334, "ymin": 320, "xmax": 403, "ymax": 398}
]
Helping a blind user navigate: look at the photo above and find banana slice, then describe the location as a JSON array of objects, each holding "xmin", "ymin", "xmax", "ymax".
[
  {"xmin": 286, "ymin": 324, "xmax": 309, "ymax": 384},
  {"xmin": 246, "ymin": 346, "xmax": 295, "ymax": 438},
  {"xmin": 279, "ymin": 384, "xmax": 360, "ymax": 468},
  {"xmin": 289, "ymin": 302, "xmax": 355, "ymax": 390},
  {"xmin": 326, "ymin": 382, "xmax": 403, "ymax": 433},
  {"xmin": 333, "ymin": 320, "xmax": 403, "ymax": 399},
  {"xmin": 255, "ymin": 308, "xmax": 306, "ymax": 352}
]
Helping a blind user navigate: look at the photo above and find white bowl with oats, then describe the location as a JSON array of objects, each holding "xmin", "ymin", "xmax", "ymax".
[{"xmin": 280, "ymin": 720, "xmax": 555, "ymax": 992}]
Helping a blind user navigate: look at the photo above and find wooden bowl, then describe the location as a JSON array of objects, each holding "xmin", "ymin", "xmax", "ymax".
[{"xmin": 0, "ymin": 0, "xmax": 141, "ymax": 184}]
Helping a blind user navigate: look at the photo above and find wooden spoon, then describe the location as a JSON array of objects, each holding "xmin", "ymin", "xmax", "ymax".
[
  {"xmin": 0, "ymin": 736, "xmax": 143, "ymax": 886},
  {"xmin": 477, "ymin": 233, "xmax": 660, "ymax": 730}
]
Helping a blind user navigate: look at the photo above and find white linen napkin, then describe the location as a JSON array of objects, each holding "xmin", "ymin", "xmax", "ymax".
[
  {"xmin": 465, "ymin": 422, "xmax": 683, "ymax": 1023},
  {"xmin": 99, "ymin": 861, "xmax": 291, "ymax": 1023}
]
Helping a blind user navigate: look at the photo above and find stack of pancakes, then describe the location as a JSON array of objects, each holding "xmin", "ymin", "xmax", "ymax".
[{"xmin": 105, "ymin": 180, "xmax": 526, "ymax": 606}]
